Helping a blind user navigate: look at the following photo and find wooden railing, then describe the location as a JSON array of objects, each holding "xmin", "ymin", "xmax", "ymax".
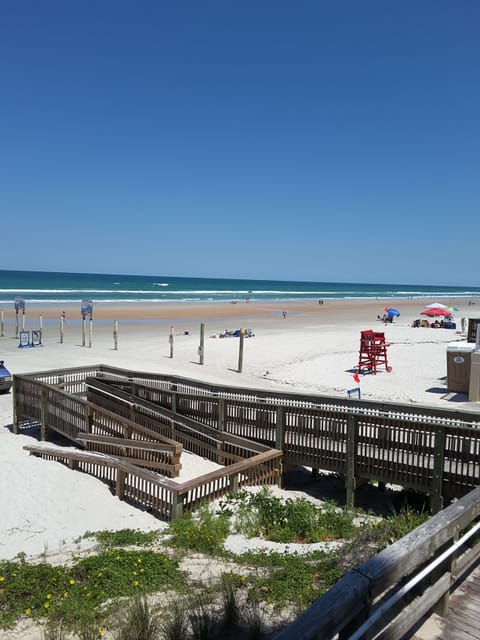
[
  {"xmin": 23, "ymin": 444, "xmax": 282, "ymax": 520},
  {"xmin": 273, "ymin": 485, "xmax": 480, "ymax": 640},
  {"xmin": 13, "ymin": 364, "xmax": 480, "ymax": 511},
  {"xmin": 85, "ymin": 373, "xmax": 480, "ymax": 512}
]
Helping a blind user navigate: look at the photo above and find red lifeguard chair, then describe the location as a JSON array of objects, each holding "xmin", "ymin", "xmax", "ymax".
[{"xmin": 357, "ymin": 330, "xmax": 392, "ymax": 374}]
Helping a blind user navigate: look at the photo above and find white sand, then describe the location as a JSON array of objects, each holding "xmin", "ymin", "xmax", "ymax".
[
  {"xmin": 0, "ymin": 299, "xmax": 475, "ymax": 639},
  {"xmin": 0, "ymin": 299, "xmax": 477, "ymax": 563}
]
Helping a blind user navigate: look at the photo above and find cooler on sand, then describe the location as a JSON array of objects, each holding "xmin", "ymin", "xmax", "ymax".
[{"xmin": 446, "ymin": 343, "xmax": 475, "ymax": 393}]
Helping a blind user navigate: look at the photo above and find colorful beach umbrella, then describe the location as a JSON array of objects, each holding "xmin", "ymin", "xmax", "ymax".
[
  {"xmin": 420, "ymin": 308, "xmax": 452, "ymax": 317},
  {"xmin": 424, "ymin": 303, "xmax": 449, "ymax": 309},
  {"xmin": 384, "ymin": 307, "xmax": 400, "ymax": 317}
]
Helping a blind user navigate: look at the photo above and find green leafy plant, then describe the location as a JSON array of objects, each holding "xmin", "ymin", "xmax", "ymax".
[
  {"xmin": 226, "ymin": 488, "xmax": 356, "ymax": 543},
  {"xmin": 169, "ymin": 504, "xmax": 230, "ymax": 555},
  {"xmin": 85, "ymin": 529, "xmax": 161, "ymax": 549}
]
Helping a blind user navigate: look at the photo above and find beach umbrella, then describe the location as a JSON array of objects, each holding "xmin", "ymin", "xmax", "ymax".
[
  {"xmin": 424, "ymin": 303, "xmax": 449, "ymax": 309},
  {"xmin": 420, "ymin": 308, "xmax": 452, "ymax": 317},
  {"xmin": 384, "ymin": 307, "xmax": 400, "ymax": 317},
  {"xmin": 448, "ymin": 307, "xmax": 459, "ymax": 313}
]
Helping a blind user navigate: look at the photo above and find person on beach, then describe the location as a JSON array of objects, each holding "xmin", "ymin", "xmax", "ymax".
[
  {"xmin": 282, "ymin": 311, "xmax": 287, "ymax": 319},
  {"xmin": 461, "ymin": 317, "xmax": 466, "ymax": 332}
]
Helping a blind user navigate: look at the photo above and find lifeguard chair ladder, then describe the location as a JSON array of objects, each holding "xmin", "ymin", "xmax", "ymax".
[{"xmin": 357, "ymin": 330, "xmax": 392, "ymax": 374}]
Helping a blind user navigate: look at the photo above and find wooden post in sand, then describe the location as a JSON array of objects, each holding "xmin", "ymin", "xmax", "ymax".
[
  {"xmin": 169, "ymin": 325, "xmax": 174, "ymax": 358},
  {"xmin": 81, "ymin": 316, "xmax": 86, "ymax": 347},
  {"xmin": 0, "ymin": 310, "xmax": 4, "ymax": 337},
  {"xmin": 113, "ymin": 320, "xmax": 118, "ymax": 350},
  {"xmin": 199, "ymin": 322, "xmax": 205, "ymax": 365},
  {"xmin": 60, "ymin": 315, "xmax": 64, "ymax": 343},
  {"xmin": 237, "ymin": 329, "xmax": 245, "ymax": 373},
  {"xmin": 88, "ymin": 316, "xmax": 93, "ymax": 348},
  {"xmin": 39, "ymin": 315, "xmax": 43, "ymax": 331}
]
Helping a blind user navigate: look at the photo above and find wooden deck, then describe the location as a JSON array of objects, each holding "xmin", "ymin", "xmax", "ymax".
[
  {"xmin": 413, "ymin": 562, "xmax": 480, "ymax": 640},
  {"xmin": 438, "ymin": 563, "xmax": 480, "ymax": 640}
]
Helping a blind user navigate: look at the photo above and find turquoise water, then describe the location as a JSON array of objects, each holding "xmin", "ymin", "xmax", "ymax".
[{"xmin": 0, "ymin": 269, "xmax": 478, "ymax": 305}]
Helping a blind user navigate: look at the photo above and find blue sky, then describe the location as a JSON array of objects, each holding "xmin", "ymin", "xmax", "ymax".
[{"xmin": 1, "ymin": 1, "xmax": 479, "ymax": 286}]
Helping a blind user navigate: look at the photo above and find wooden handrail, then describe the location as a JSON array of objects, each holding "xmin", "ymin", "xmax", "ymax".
[{"xmin": 274, "ymin": 486, "xmax": 480, "ymax": 639}]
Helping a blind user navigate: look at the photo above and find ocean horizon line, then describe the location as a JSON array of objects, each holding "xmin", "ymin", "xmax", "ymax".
[{"xmin": 0, "ymin": 269, "xmax": 479, "ymax": 305}]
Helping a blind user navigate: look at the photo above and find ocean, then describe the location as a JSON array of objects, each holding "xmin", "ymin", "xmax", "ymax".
[{"xmin": 0, "ymin": 269, "xmax": 479, "ymax": 306}]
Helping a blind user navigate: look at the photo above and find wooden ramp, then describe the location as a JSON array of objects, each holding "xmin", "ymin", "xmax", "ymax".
[
  {"xmin": 413, "ymin": 563, "xmax": 480, "ymax": 640},
  {"xmin": 437, "ymin": 563, "xmax": 480, "ymax": 640}
]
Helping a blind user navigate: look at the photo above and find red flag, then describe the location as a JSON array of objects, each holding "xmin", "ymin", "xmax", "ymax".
[{"xmin": 353, "ymin": 373, "xmax": 360, "ymax": 384}]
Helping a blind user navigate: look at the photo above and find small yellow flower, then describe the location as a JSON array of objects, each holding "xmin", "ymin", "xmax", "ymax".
[
  {"xmin": 44, "ymin": 602, "xmax": 50, "ymax": 609},
  {"xmin": 69, "ymin": 579, "xmax": 76, "ymax": 585},
  {"xmin": 98, "ymin": 628, "xmax": 106, "ymax": 636},
  {"xmin": 133, "ymin": 580, "xmax": 139, "ymax": 587},
  {"xmin": 63, "ymin": 592, "xmax": 69, "ymax": 598},
  {"xmin": 132, "ymin": 570, "xmax": 138, "ymax": 576},
  {"xmin": 136, "ymin": 558, "xmax": 142, "ymax": 564},
  {"xmin": 25, "ymin": 608, "xmax": 31, "ymax": 616},
  {"xmin": 0, "ymin": 577, "xmax": 5, "ymax": 582},
  {"xmin": 46, "ymin": 594, "xmax": 52, "ymax": 600},
  {"xmin": 140, "ymin": 568, "xmax": 144, "ymax": 573}
]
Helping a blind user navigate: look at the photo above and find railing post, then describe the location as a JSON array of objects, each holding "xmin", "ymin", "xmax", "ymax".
[
  {"xmin": 276, "ymin": 406, "xmax": 286, "ymax": 450},
  {"xmin": 218, "ymin": 398, "xmax": 226, "ymax": 433},
  {"xmin": 431, "ymin": 425, "xmax": 446, "ymax": 514},
  {"xmin": 85, "ymin": 405, "xmax": 93, "ymax": 435},
  {"xmin": 229, "ymin": 472, "xmax": 239, "ymax": 493},
  {"xmin": 171, "ymin": 490, "xmax": 184, "ymax": 520},
  {"xmin": 116, "ymin": 470, "xmax": 126, "ymax": 500},
  {"xmin": 217, "ymin": 399, "xmax": 226, "ymax": 464},
  {"xmin": 12, "ymin": 378, "xmax": 18, "ymax": 434},
  {"xmin": 345, "ymin": 414, "xmax": 357, "ymax": 509},
  {"xmin": 276, "ymin": 406, "xmax": 286, "ymax": 487},
  {"xmin": 171, "ymin": 383, "xmax": 177, "ymax": 413},
  {"xmin": 40, "ymin": 386, "xmax": 48, "ymax": 441}
]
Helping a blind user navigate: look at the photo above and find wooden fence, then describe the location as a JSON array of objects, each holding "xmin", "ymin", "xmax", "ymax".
[
  {"xmin": 13, "ymin": 369, "xmax": 282, "ymax": 519},
  {"xmin": 273, "ymin": 485, "xmax": 480, "ymax": 640},
  {"xmin": 23, "ymin": 444, "xmax": 282, "ymax": 520},
  {"xmin": 13, "ymin": 364, "xmax": 480, "ymax": 512}
]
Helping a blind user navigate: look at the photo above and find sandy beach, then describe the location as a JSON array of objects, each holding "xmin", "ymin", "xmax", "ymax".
[{"xmin": 0, "ymin": 297, "xmax": 477, "ymax": 638}]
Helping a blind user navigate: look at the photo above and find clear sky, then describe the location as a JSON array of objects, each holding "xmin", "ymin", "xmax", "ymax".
[{"xmin": 1, "ymin": 1, "xmax": 479, "ymax": 286}]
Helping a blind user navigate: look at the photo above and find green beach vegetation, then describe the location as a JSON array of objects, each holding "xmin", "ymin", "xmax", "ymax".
[{"xmin": 0, "ymin": 487, "xmax": 428, "ymax": 639}]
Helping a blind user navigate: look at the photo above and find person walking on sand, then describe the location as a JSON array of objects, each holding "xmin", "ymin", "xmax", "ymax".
[
  {"xmin": 282, "ymin": 311, "xmax": 287, "ymax": 319},
  {"xmin": 461, "ymin": 317, "xmax": 466, "ymax": 332}
]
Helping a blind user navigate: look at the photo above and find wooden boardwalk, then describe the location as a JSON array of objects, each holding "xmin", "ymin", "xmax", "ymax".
[
  {"xmin": 414, "ymin": 563, "xmax": 480, "ymax": 640},
  {"xmin": 438, "ymin": 563, "xmax": 480, "ymax": 640}
]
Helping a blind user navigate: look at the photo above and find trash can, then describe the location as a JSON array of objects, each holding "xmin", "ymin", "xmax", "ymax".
[{"xmin": 447, "ymin": 342, "xmax": 475, "ymax": 392}]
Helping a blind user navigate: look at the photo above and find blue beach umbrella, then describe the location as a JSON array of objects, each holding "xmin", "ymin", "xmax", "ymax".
[{"xmin": 384, "ymin": 307, "xmax": 400, "ymax": 317}]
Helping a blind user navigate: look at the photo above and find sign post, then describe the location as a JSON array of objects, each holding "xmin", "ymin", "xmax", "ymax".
[
  {"xmin": 199, "ymin": 323, "xmax": 205, "ymax": 365},
  {"xmin": 169, "ymin": 326, "xmax": 174, "ymax": 358},
  {"xmin": 81, "ymin": 300, "xmax": 93, "ymax": 348},
  {"xmin": 14, "ymin": 297, "xmax": 25, "ymax": 339},
  {"xmin": 238, "ymin": 328, "xmax": 245, "ymax": 373}
]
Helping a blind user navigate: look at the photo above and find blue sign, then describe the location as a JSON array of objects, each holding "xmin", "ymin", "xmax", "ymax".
[
  {"xmin": 18, "ymin": 331, "xmax": 31, "ymax": 348},
  {"xmin": 81, "ymin": 300, "xmax": 93, "ymax": 318},
  {"xmin": 14, "ymin": 297, "xmax": 25, "ymax": 313}
]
